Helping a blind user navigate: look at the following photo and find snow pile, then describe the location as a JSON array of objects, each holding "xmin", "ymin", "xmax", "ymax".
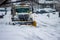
[
  {"xmin": 31, "ymin": 13, "xmax": 59, "ymax": 26},
  {"xmin": 0, "ymin": 24, "xmax": 60, "ymax": 40},
  {"xmin": 2, "ymin": 11, "xmax": 12, "ymax": 24}
]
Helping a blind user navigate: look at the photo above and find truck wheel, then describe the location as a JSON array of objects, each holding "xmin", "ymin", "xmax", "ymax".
[{"xmin": 12, "ymin": 23, "xmax": 15, "ymax": 25}]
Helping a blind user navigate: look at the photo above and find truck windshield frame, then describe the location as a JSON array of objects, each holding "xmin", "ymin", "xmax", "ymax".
[{"xmin": 16, "ymin": 8, "xmax": 30, "ymax": 13}]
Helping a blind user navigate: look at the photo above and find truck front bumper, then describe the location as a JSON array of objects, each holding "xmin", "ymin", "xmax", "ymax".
[{"xmin": 12, "ymin": 21, "xmax": 33, "ymax": 25}]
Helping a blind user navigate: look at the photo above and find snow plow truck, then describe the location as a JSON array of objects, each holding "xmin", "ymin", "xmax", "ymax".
[{"xmin": 11, "ymin": 3, "xmax": 37, "ymax": 27}]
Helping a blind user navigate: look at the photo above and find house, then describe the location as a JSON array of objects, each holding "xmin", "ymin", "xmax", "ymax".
[{"xmin": 34, "ymin": 0, "xmax": 58, "ymax": 8}]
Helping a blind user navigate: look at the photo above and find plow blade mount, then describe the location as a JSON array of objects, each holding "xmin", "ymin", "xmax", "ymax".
[{"xmin": 12, "ymin": 21, "xmax": 37, "ymax": 27}]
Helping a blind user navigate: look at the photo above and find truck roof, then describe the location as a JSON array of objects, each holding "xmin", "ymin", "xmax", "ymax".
[{"xmin": 15, "ymin": 5, "xmax": 30, "ymax": 8}]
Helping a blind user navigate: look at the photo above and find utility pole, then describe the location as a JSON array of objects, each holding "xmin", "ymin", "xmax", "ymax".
[{"xmin": 53, "ymin": 0, "xmax": 56, "ymax": 9}]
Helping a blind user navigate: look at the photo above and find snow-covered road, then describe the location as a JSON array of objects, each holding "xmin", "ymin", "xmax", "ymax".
[
  {"xmin": 0, "ymin": 11, "xmax": 60, "ymax": 40},
  {"xmin": 0, "ymin": 24, "xmax": 60, "ymax": 40}
]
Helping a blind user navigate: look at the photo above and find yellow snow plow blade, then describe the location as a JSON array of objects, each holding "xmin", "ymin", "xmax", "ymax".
[{"xmin": 32, "ymin": 21, "xmax": 37, "ymax": 27}]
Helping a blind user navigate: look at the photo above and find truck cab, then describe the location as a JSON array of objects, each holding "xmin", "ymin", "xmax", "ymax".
[{"xmin": 11, "ymin": 4, "xmax": 34, "ymax": 25}]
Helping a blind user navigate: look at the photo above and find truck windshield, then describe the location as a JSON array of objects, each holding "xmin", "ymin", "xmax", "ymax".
[{"xmin": 16, "ymin": 8, "xmax": 30, "ymax": 13}]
